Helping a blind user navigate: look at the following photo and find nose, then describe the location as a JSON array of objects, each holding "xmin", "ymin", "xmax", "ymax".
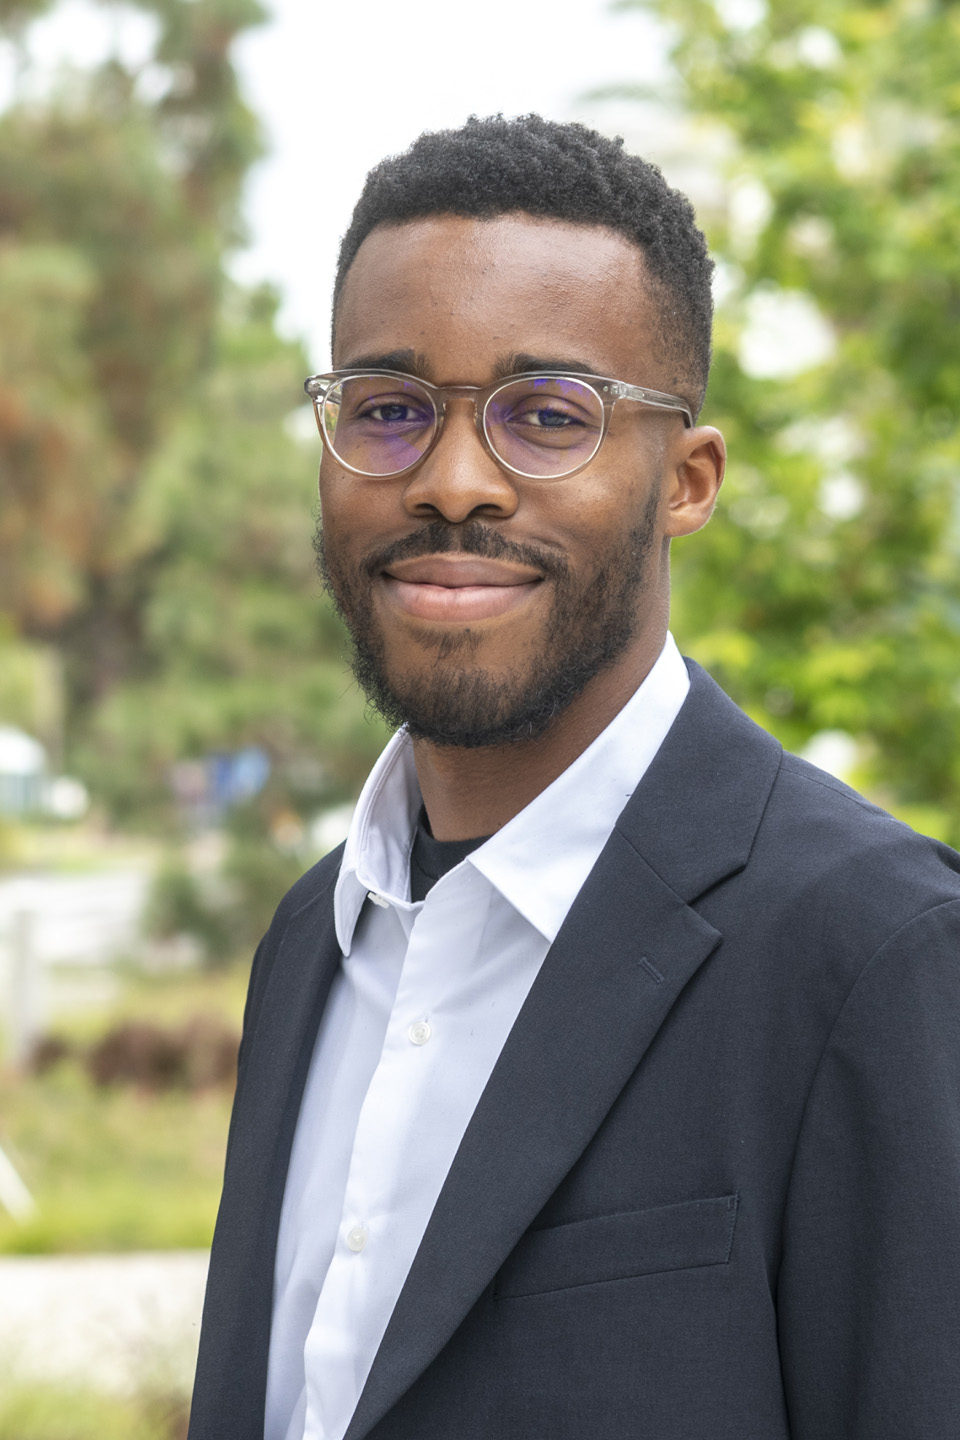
[{"xmin": 401, "ymin": 400, "xmax": 519, "ymax": 523}]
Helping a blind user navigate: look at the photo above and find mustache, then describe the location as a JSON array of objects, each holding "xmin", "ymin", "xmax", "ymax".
[{"xmin": 361, "ymin": 521, "xmax": 568, "ymax": 580}]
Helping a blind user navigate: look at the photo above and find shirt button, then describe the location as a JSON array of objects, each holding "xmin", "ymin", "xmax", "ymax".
[
  {"xmin": 346, "ymin": 1223, "xmax": 368, "ymax": 1252},
  {"xmin": 367, "ymin": 892, "xmax": 389, "ymax": 909},
  {"xmin": 408, "ymin": 1020, "xmax": 431, "ymax": 1046}
]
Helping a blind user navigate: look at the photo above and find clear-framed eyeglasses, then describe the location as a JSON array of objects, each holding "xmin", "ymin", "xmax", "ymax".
[{"xmin": 303, "ymin": 369, "xmax": 694, "ymax": 482}]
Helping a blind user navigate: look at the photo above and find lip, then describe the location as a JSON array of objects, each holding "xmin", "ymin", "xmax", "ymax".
[{"xmin": 381, "ymin": 554, "xmax": 543, "ymax": 623}]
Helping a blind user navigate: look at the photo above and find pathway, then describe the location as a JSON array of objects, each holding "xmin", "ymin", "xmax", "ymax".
[{"xmin": 0, "ymin": 1250, "xmax": 208, "ymax": 1395}]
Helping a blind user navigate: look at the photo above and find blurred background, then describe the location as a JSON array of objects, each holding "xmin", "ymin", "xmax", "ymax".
[{"xmin": 0, "ymin": 0, "xmax": 958, "ymax": 1433}]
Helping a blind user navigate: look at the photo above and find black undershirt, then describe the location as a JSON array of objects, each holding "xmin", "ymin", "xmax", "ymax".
[{"xmin": 409, "ymin": 808, "xmax": 492, "ymax": 903}]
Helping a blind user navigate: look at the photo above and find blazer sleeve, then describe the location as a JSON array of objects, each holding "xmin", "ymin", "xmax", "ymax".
[{"xmin": 777, "ymin": 896, "xmax": 960, "ymax": 1438}]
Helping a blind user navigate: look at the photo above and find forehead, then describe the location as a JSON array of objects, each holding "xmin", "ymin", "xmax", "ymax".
[{"xmin": 333, "ymin": 214, "xmax": 664, "ymax": 385}]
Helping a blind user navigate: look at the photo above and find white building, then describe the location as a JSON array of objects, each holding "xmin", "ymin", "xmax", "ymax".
[{"xmin": 0, "ymin": 726, "xmax": 46, "ymax": 816}]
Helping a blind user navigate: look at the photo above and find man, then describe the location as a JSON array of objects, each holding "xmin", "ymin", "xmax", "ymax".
[{"xmin": 189, "ymin": 116, "xmax": 960, "ymax": 1440}]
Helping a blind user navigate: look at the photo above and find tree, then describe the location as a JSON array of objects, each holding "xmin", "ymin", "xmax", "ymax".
[
  {"xmin": 0, "ymin": 0, "xmax": 263, "ymax": 692},
  {"xmin": 0, "ymin": 0, "xmax": 384, "ymax": 823},
  {"xmin": 615, "ymin": 0, "xmax": 960, "ymax": 840},
  {"xmin": 78, "ymin": 283, "xmax": 386, "ymax": 819}
]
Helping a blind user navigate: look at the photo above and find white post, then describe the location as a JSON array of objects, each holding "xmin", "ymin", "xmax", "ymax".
[
  {"xmin": 0, "ymin": 1143, "xmax": 35, "ymax": 1220},
  {"xmin": 7, "ymin": 908, "xmax": 41, "ymax": 1071},
  {"xmin": 0, "ymin": 908, "xmax": 39, "ymax": 1220}
]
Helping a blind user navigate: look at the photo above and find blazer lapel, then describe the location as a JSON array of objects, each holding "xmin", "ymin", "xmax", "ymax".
[
  {"xmin": 190, "ymin": 865, "xmax": 343, "ymax": 1440},
  {"xmin": 346, "ymin": 662, "xmax": 783, "ymax": 1440}
]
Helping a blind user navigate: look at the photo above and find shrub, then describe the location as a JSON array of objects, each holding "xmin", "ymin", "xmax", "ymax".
[
  {"xmin": 142, "ymin": 862, "xmax": 232, "ymax": 964},
  {"xmin": 85, "ymin": 1017, "xmax": 237, "ymax": 1093}
]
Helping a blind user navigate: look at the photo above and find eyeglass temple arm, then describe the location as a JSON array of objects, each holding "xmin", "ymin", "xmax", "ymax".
[{"xmin": 611, "ymin": 381, "xmax": 694, "ymax": 429}]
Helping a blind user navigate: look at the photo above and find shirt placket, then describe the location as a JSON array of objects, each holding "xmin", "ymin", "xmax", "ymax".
[{"xmin": 302, "ymin": 871, "xmax": 490, "ymax": 1440}]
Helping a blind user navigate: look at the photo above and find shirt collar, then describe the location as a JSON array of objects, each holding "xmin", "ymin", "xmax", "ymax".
[
  {"xmin": 334, "ymin": 634, "xmax": 690, "ymax": 953},
  {"xmin": 469, "ymin": 633, "xmax": 688, "ymax": 941},
  {"xmin": 335, "ymin": 725, "xmax": 422, "ymax": 952}
]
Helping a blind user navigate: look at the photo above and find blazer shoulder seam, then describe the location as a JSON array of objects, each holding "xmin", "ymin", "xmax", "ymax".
[
  {"xmin": 782, "ymin": 894, "xmax": 960, "ymax": 1205},
  {"xmin": 778, "ymin": 754, "xmax": 884, "ymax": 814}
]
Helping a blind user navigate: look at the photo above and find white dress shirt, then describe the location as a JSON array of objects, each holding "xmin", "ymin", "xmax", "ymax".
[{"xmin": 264, "ymin": 635, "xmax": 690, "ymax": 1440}]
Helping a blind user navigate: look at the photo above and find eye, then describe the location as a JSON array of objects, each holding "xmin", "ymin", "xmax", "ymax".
[
  {"xmin": 362, "ymin": 401, "xmax": 429, "ymax": 424},
  {"xmin": 514, "ymin": 404, "xmax": 584, "ymax": 429},
  {"xmin": 490, "ymin": 379, "xmax": 600, "ymax": 439},
  {"xmin": 346, "ymin": 389, "xmax": 435, "ymax": 431}
]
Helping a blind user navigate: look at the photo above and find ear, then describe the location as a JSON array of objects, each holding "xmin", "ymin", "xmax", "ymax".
[{"xmin": 664, "ymin": 425, "xmax": 726, "ymax": 538}]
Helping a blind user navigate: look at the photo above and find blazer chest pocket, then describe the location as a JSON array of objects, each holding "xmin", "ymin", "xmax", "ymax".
[{"xmin": 495, "ymin": 1192, "xmax": 739, "ymax": 1299}]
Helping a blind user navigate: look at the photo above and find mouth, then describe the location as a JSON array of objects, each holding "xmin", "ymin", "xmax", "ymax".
[{"xmin": 380, "ymin": 554, "xmax": 544, "ymax": 623}]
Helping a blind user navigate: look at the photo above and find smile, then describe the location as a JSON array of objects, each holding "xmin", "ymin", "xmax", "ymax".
[{"xmin": 380, "ymin": 555, "xmax": 543, "ymax": 623}]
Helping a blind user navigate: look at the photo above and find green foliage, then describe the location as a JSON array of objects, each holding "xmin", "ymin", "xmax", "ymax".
[
  {"xmin": 0, "ymin": 0, "xmax": 53, "ymax": 29},
  {"xmin": 0, "ymin": 0, "xmax": 387, "ymax": 825},
  {"xmin": 617, "ymin": 0, "xmax": 960, "ymax": 839},
  {"xmin": 142, "ymin": 858, "xmax": 233, "ymax": 961},
  {"xmin": 218, "ymin": 800, "xmax": 307, "ymax": 951},
  {"xmin": 0, "ymin": 814, "xmax": 22, "ymax": 868},
  {"xmin": 0, "ymin": 1060, "xmax": 232, "ymax": 1252},
  {"xmin": 0, "ymin": 237, "xmax": 115, "ymax": 631},
  {"xmin": 142, "ymin": 0, "xmax": 267, "ymax": 234},
  {"xmin": 0, "ymin": 0, "xmax": 256, "ymax": 679},
  {"xmin": 0, "ymin": 43, "xmax": 242, "ymax": 651},
  {"xmin": 75, "ymin": 283, "xmax": 387, "ymax": 820},
  {"xmin": 0, "ymin": 965, "xmax": 245, "ymax": 1253},
  {"xmin": 143, "ymin": 800, "xmax": 310, "ymax": 964},
  {"xmin": 0, "ymin": 624, "xmax": 62, "ymax": 749}
]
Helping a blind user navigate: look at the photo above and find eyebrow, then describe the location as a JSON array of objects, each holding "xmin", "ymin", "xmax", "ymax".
[
  {"xmin": 339, "ymin": 348, "xmax": 430, "ymax": 376},
  {"xmin": 497, "ymin": 352, "xmax": 598, "ymax": 379},
  {"xmin": 337, "ymin": 350, "xmax": 601, "ymax": 382}
]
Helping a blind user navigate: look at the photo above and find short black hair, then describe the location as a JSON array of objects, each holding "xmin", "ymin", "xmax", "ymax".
[{"xmin": 333, "ymin": 114, "xmax": 714, "ymax": 415}]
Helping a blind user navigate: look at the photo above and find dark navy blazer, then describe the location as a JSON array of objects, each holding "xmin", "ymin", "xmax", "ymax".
[{"xmin": 188, "ymin": 663, "xmax": 960, "ymax": 1439}]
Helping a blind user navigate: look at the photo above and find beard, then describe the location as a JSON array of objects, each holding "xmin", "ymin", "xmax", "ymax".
[{"xmin": 315, "ymin": 493, "xmax": 661, "ymax": 749}]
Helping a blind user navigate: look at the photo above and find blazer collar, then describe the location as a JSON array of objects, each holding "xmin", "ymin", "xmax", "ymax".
[
  {"xmin": 616, "ymin": 659, "xmax": 783, "ymax": 901},
  {"xmin": 189, "ymin": 862, "xmax": 344, "ymax": 1440},
  {"xmin": 345, "ymin": 661, "xmax": 783, "ymax": 1439}
]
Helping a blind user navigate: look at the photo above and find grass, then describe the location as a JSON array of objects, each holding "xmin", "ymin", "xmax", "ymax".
[
  {"xmin": 47, "ymin": 957, "xmax": 250, "ymax": 1041},
  {"xmin": 0, "ymin": 964, "xmax": 248, "ymax": 1254},
  {"xmin": 0, "ymin": 1381, "xmax": 188, "ymax": 1440},
  {"xmin": 0, "ymin": 819, "xmax": 162, "ymax": 875},
  {"xmin": 0, "ymin": 1065, "xmax": 234, "ymax": 1252}
]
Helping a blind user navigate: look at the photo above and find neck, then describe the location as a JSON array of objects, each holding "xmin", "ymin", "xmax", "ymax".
[{"xmin": 413, "ymin": 628, "xmax": 667, "ymax": 841}]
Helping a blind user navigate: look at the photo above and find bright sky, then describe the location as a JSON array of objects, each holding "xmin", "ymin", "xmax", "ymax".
[
  {"xmin": 229, "ymin": 0, "xmax": 671, "ymax": 366},
  {"xmin": 2, "ymin": 0, "xmax": 679, "ymax": 365},
  {"xmin": 1, "ymin": 0, "xmax": 817, "ymax": 377}
]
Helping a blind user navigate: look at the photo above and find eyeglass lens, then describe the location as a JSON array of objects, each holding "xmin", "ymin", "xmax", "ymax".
[{"xmin": 320, "ymin": 375, "xmax": 605, "ymax": 478}]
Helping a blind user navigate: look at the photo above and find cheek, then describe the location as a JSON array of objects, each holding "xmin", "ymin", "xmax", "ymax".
[
  {"xmin": 320, "ymin": 458, "xmax": 407, "ymax": 541},
  {"xmin": 319, "ymin": 469, "xmax": 374, "ymax": 554},
  {"xmin": 540, "ymin": 477, "xmax": 651, "ymax": 562},
  {"xmin": 318, "ymin": 456, "xmax": 353, "ymax": 516}
]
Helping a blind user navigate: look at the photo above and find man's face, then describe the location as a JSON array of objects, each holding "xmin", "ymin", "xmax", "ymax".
[{"xmin": 317, "ymin": 214, "xmax": 712, "ymax": 748}]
